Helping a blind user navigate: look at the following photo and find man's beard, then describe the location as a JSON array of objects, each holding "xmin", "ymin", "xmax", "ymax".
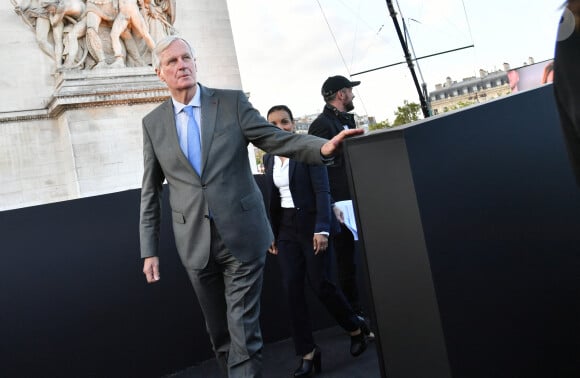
[{"xmin": 345, "ymin": 101, "xmax": 355, "ymax": 112}]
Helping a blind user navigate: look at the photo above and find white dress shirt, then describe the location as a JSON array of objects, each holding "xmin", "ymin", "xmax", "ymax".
[
  {"xmin": 272, "ymin": 156, "xmax": 329, "ymax": 236},
  {"xmin": 273, "ymin": 156, "xmax": 295, "ymax": 208}
]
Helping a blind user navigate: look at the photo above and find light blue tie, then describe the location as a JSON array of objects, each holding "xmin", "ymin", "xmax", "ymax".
[{"xmin": 184, "ymin": 106, "xmax": 202, "ymax": 175}]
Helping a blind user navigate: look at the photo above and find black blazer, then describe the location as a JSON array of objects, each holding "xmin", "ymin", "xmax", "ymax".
[{"xmin": 263, "ymin": 154, "xmax": 340, "ymax": 241}]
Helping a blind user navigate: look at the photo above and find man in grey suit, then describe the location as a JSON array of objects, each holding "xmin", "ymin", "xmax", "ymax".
[{"xmin": 139, "ymin": 36, "xmax": 362, "ymax": 377}]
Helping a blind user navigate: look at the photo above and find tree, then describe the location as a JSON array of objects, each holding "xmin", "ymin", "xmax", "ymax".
[
  {"xmin": 393, "ymin": 100, "xmax": 421, "ymax": 126},
  {"xmin": 369, "ymin": 119, "xmax": 391, "ymax": 131},
  {"xmin": 444, "ymin": 100, "xmax": 475, "ymax": 113},
  {"xmin": 254, "ymin": 147, "xmax": 266, "ymax": 173}
]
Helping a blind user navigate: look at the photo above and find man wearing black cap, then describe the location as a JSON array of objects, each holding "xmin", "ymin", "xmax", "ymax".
[{"xmin": 308, "ymin": 75, "xmax": 368, "ymax": 321}]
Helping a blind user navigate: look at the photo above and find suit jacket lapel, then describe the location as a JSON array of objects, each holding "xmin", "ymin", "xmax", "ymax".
[
  {"xmin": 289, "ymin": 159, "xmax": 297, "ymax": 191},
  {"xmin": 160, "ymin": 98, "xmax": 178, "ymax": 144},
  {"xmin": 264, "ymin": 154, "xmax": 276, "ymax": 197},
  {"xmin": 264, "ymin": 154, "xmax": 274, "ymax": 181},
  {"xmin": 200, "ymin": 85, "xmax": 218, "ymax": 175}
]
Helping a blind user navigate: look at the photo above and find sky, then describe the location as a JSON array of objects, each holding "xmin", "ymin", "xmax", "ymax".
[{"xmin": 225, "ymin": 0, "xmax": 564, "ymax": 123}]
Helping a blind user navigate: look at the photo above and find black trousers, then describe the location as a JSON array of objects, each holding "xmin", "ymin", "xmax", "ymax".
[
  {"xmin": 276, "ymin": 208, "xmax": 359, "ymax": 356},
  {"xmin": 333, "ymin": 223, "xmax": 361, "ymax": 313}
]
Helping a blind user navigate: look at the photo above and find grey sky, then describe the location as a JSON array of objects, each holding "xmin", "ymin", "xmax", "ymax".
[{"xmin": 227, "ymin": 0, "xmax": 562, "ymax": 122}]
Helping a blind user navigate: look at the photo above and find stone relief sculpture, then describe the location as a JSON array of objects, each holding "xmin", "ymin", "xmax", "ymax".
[
  {"xmin": 12, "ymin": 0, "xmax": 54, "ymax": 58},
  {"xmin": 12, "ymin": 0, "xmax": 176, "ymax": 70},
  {"xmin": 141, "ymin": 0, "xmax": 176, "ymax": 43},
  {"xmin": 45, "ymin": 0, "xmax": 86, "ymax": 69},
  {"xmin": 109, "ymin": 0, "xmax": 156, "ymax": 68}
]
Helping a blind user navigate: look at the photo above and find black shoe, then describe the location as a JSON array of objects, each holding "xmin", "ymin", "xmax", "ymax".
[
  {"xmin": 294, "ymin": 346, "xmax": 321, "ymax": 377},
  {"xmin": 357, "ymin": 315, "xmax": 375, "ymax": 341},
  {"xmin": 351, "ymin": 314, "xmax": 377, "ymax": 357},
  {"xmin": 350, "ymin": 331, "xmax": 367, "ymax": 357}
]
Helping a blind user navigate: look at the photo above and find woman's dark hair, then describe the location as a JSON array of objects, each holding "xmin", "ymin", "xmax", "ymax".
[{"xmin": 267, "ymin": 105, "xmax": 294, "ymax": 122}]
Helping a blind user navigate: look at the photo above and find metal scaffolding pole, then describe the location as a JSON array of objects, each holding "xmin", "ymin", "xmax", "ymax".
[{"xmin": 385, "ymin": 0, "xmax": 430, "ymax": 118}]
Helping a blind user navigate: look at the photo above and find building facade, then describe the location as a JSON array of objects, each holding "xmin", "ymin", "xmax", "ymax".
[{"xmin": 429, "ymin": 65, "xmax": 512, "ymax": 115}]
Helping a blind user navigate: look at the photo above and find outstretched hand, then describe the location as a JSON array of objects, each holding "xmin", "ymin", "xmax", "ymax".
[{"xmin": 320, "ymin": 128, "xmax": 364, "ymax": 157}]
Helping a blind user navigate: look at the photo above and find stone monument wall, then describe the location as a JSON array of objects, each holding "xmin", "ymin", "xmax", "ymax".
[{"xmin": 0, "ymin": 1, "xmax": 243, "ymax": 211}]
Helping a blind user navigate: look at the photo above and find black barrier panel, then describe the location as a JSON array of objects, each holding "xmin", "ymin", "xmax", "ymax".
[
  {"xmin": 344, "ymin": 84, "xmax": 580, "ymax": 378},
  {"xmin": 405, "ymin": 85, "xmax": 580, "ymax": 377},
  {"xmin": 344, "ymin": 128, "xmax": 451, "ymax": 378},
  {"xmin": 0, "ymin": 189, "xmax": 205, "ymax": 377},
  {"xmin": 0, "ymin": 177, "xmax": 336, "ymax": 377}
]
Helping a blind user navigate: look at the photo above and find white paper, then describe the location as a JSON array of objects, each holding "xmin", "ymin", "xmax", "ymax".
[{"xmin": 333, "ymin": 200, "xmax": 358, "ymax": 240}]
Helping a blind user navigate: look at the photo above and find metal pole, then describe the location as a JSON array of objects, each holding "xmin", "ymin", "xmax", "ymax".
[
  {"xmin": 385, "ymin": 0, "xmax": 430, "ymax": 118},
  {"xmin": 350, "ymin": 45, "xmax": 474, "ymax": 77}
]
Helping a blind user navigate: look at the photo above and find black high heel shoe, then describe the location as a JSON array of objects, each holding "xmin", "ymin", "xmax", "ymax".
[
  {"xmin": 350, "ymin": 331, "xmax": 367, "ymax": 357},
  {"xmin": 350, "ymin": 317, "xmax": 372, "ymax": 357},
  {"xmin": 293, "ymin": 346, "xmax": 322, "ymax": 377}
]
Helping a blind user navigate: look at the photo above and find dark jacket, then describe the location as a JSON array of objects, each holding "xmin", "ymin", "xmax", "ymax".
[
  {"xmin": 263, "ymin": 153, "xmax": 340, "ymax": 241},
  {"xmin": 308, "ymin": 105, "xmax": 357, "ymax": 201}
]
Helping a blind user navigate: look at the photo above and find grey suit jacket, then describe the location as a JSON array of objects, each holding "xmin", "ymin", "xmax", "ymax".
[{"xmin": 140, "ymin": 85, "xmax": 328, "ymax": 270}]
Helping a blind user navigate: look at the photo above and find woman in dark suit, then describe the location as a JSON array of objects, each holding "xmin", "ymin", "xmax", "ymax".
[{"xmin": 263, "ymin": 105, "xmax": 372, "ymax": 377}]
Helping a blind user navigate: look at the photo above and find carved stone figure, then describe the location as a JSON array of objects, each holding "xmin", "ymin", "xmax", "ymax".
[
  {"xmin": 13, "ymin": 0, "xmax": 177, "ymax": 71},
  {"xmin": 44, "ymin": 0, "xmax": 86, "ymax": 69},
  {"xmin": 62, "ymin": 9, "xmax": 88, "ymax": 69},
  {"xmin": 85, "ymin": 0, "xmax": 117, "ymax": 68},
  {"xmin": 13, "ymin": 0, "xmax": 54, "ymax": 58},
  {"xmin": 141, "ymin": 0, "xmax": 176, "ymax": 43},
  {"xmin": 109, "ymin": 0, "xmax": 156, "ymax": 68}
]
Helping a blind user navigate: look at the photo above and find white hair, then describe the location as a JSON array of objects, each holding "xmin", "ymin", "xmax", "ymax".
[{"xmin": 152, "ymin": 36, "xmax": 196, "ymax": 70}]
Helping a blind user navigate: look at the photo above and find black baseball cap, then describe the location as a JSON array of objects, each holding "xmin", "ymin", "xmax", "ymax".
[{"xmin": 321, "ymin": 75, "xmax": 361, "ymax": 96}]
